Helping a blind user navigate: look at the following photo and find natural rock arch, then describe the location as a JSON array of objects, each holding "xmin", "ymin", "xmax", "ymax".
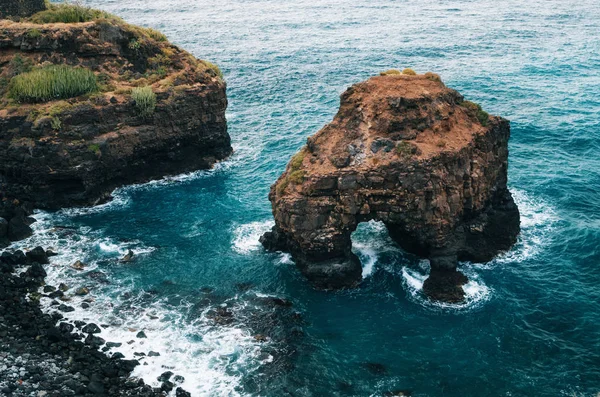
[{"xmin": 261, "ymin": 73, "xmax": 520, "ymax": 302}]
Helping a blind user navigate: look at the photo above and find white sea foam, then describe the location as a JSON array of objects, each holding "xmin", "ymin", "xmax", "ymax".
[
  {"xmin": 492, "ymin": 188, "xmax": 559, "ymax": 265},
  {"xmin": 232, "ymin": 220, "xmax": 274, "ymax": 254},
  {"xmin": 351, "ymin": 220, "xmax": 399, "ymax": 278},
  {"xmin": 60, "ymin": 161, "xmax": 233, "ymax": 217},
  {"xmin": 8, "ymin": 212, "xmax": 266, "ymax": 397},
  {"xmin": 401, "ymin": 262, "xmax": 492, "ymax": 311}
]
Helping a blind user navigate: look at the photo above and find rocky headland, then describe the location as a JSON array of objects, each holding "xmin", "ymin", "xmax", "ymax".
[
  {"xmin": 0, "ymin": 2, "xmax": 232, "ymax": 395},
  {"xmin": 261, "ymin": 71, "xmax": 520, "ymax": 302},
  {"xmin": 0, "ymin": 7, "xmax": 231, "ymax": 209}
]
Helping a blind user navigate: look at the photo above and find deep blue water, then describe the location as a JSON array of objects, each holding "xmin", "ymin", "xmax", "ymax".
[{"xmin": 18, "ymin": 0, "xmax": 600, "ymax": 395}]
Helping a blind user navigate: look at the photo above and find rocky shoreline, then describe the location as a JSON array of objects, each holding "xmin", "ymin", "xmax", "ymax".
[{"xmin": 0, "ymin": 246, "xmax": 193, "ymax": 397}]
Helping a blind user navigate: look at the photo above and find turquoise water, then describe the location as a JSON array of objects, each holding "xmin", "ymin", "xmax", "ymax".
[{"xmin": 22, "ymin": 0, "xmax": 600, "ymax": 395}]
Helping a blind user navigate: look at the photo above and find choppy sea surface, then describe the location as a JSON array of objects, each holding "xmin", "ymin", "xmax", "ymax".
[{"xmin": 14, "ymin": 0, "xmax": 600, "ymax": 395}]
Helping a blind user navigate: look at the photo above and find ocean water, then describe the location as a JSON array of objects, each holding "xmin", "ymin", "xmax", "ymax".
[{"xmin": 16, "ymin": 0, "xmax": 600, "ymax": 395}]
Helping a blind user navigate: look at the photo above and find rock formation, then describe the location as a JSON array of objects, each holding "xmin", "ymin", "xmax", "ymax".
[
  {"xmin": 0, "ymin": 13, "xmax": 231, "ymax": 209},
  {"xmin": 261, "ymin": 72, "xmax": 520, "ymax": 302}
]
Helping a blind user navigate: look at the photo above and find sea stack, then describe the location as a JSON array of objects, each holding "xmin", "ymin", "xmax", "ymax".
[
  {"xmin": 0, "ymin": 9, "xmax": 231, "ymax": 209},
  {"xmin": 261, "ymin": 71, "xmax": 520, "ymax": 302}
]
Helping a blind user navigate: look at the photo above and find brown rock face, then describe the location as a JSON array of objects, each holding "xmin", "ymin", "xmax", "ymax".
[
  {"xmin": 0, "ymin": 19, "xmax": 231, "ymax": 209},
  {"xmin": 261, "ymin": 73, "xmax": 520, "ymax": 302}
]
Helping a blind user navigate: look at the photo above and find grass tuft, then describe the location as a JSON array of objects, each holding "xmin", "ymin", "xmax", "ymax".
[
  {"xmin": 288, "ymin": 170, "xmax": 305, "ymax": 185},
  {"xmin": 396, "ymin": 141, "xmax": 418, "ymax": 158},
  {"xmin": 424, "ymin": 72, "xmax": 442, "ymax": 82},
  {"xmin": 402, "ymin": 68, "xmax": 417, "ymax": 75},
  {"xmin": 380, "ymin": 69, "xmax": 401, "ymax": 76},
  {"xmin": 132, "ymin": 86, "xmax": 156, "ymax": 118},
  {"xmin": 8, "ymin": 65, "xmax": 98, "ymax": 103},
  {"xmin": 27, "ymin": 29, "xmax": 42, "ymax": 39},
  {"xmin": 88, "ymin": 143, "xmax": 101, "ymax": 154},
  {"xmin": 30, "ymin": 2, "xmax": 119, "ymax": 24},
  {"xmin": 459, "ymin": 100, "xmax": 489, "ymax": 126},
  {"xmin": 200, "ymin": 60, "xmax": 223, "ymax": 79}
]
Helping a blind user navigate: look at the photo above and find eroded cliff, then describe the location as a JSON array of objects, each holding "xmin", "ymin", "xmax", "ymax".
[
  {"xmin": 0, "ymin": 11, "xmax": 231, "ymax": 209},
  {"xmin": 261, "ymin": 72, "xmax": 520, "ymax": 302}
]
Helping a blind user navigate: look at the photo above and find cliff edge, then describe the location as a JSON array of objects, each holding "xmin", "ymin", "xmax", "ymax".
[
  {"xmin": 261, "ymin": 71, "xmax": 520, "ymax": 302},
  {"xmin": 0, "ymin": 5, "xmax": 231, "ymax": 210}
]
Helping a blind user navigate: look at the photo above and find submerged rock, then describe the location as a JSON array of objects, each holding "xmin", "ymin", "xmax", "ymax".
[{"xmin": 261, "ymin": 73, "xmax": 520, "ymax": 302}]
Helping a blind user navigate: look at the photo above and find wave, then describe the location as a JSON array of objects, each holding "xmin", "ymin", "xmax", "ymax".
[
  {"xmin": 491, "ymin": 188, "xmax": 559, "ymax": 265},
  {"xmin": 401, "ymin": 261, "xmax": 492, "ymax": 311},
  {"xmin": 232, "ymin": 220, "xmax": 274, "ymax": 254},
  {"xmin": 8, "ymin": 212, "xmax": 267, "ymax": 396}
]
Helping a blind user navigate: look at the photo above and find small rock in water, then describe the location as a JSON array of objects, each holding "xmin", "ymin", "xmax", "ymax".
[
  {"xmin": 136, "ymin": 331, "xmax": 147, "ymax": 338},
  {"xmin": 173, "ymin": 375, "xmax": 185, "ymax": 384},
  {"xmin": 158, "ymin": 371, "xmax": 173, "ymax": 382},
  {"xmin": 58, "ymin": 283, "xmax": 69, "ymax": 291},
  {"xmin": 148, "ymin": 351, "xmax": 160, "ymax": 357},
  {"xmin": 43, "ymin": 285, "xmax": 56, "ymax": 293},
  {"xmin": 120, "ymin": 249, "xmax": 135, "ymax": 263},
  {"xmin": 57, "ymin": 304, "xmax": 75, "ymax": 313},
  {"xmin": 81, "ymin": 302, "xmax": 90, "ymax": 309},
  {"xmin": 75, "ymin": 287, "xmax": 89, "ymax": 296},
  {"xmin": 26, "ymin": 246, "xmax": 49, "ymax": 264},
  {"xmin": 82, "ymin": 323, "xmax": 101, "ymax": 334},
  {"xmin": 71, "ymin": 260, "xmax": 85, "ymax": 270},
  {"xmin": 106, "ymin": 342, "xmax": 122, "ymax": 348},
  {"xmin": 254, "ymin": 334, "xmax": 268, "ymax": 342},
  {"xmin": 175, "ymin": 387, "xmax": 192, "ymax": 397}
]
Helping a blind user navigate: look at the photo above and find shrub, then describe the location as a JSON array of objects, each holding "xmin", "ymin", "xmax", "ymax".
[
  {"xmin": 402, "ymin": 68, "xmax": 417, "ymax": 75},
  {"xmin": 30, "ymin": 3, "xmax": 118, "ymax": 24},
  {"xmin": 288, "ymin": 170, "xmax": 305, "ymax": 185},
  {"xmin": 290, "ymin": 150, "xmax": 305, "ymax": 171},
  {"xmin": 132, "ymin": 86, "xmax": 156, "ymax": 117},
  {"xmin": 27, "ymin": 29, "xmax": 42, "ymax": 39},
  {"xmin": 143, "ymin": 27, "xmax": 167, "ymax": 42},
  {"xmin": 88, "ymin": 143, "xmax": 100, "ymax": 154},
  {"xmin": 200, "ymin": 60, "xmax": 223, "ymax": 79},
  {"xmin": 8, "ymin": 65, "xmax": 98, "ymax": 103},
  {"xmin": 424, "ymin": 72, "xmax": 442, "ymax": 82},
  {"xmin": 459, "ymin": 100, "xmax": 489, "ymax": 126},
  {"xmin": 51, "ymin": 116, "xmax": 62, "ymax": 131},
  {"xmin": 380, "ymin": 69, "xmax": 401, "ymax": 76},
  {"xmin": 128, "ymin": 39, "xmax": 141, "ymax": 51},
  {"xmin": 8, "ymin": 55, "xmax": 33, "ymax": 76},
  {"xmin": 396, "ymin": 141, "xmax": 418, "ymax": 158}
]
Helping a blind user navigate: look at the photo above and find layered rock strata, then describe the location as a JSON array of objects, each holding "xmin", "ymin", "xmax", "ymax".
[
  {"xmin": 0, "ymin": 17, "xmax": 231, "ymax": 209},
  {"xmin": 261, "ymin": 73, "xmax": 520, "ymax": 302}
]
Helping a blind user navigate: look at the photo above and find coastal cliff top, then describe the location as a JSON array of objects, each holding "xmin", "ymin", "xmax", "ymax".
[
  {"xmin": 0, "ymin": 3, "xmax": 223, "ymax": 118},
  {"xmin": 284, "ymin": 72, "xmax": 499, "ymax": 182}
]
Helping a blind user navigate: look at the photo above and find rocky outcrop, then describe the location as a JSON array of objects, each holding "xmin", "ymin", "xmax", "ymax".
[
  {"xmin": 0, "ymin": 0, "xmax": 46, "ymax": 19},
  {"xmin": 261, "ymin": 73, "xmax": 520, "ymax": 302},
  {"xmin": 0, "ymin": 17, "xmax": 231, "ymax": 209},
  {"xmin": 0, "ymin": 198, "xmax": 34, "ymax": 248}
]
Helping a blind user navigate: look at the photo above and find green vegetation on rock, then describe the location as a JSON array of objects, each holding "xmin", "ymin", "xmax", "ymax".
[
  {"xmin": 402, "ymin": 68, "xmax": 417, "ymax": 75},
  {"xmin": 8, "ymin": 65, "xmax": 98, "ymax": 103},
  {"xmin": 30, "ymin": 2, "xmax": 119, "ymax": 24},
  {"xmin": 132, "ymin": 86, "xmax": 156, "ymax": 117},
  {"xmin": 459, "ymin": 100, "xmax": 489, "ymax": 126},
  {"xmin": 380, "ymin": 69, "xmax": 401, "ymax": 76}
]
